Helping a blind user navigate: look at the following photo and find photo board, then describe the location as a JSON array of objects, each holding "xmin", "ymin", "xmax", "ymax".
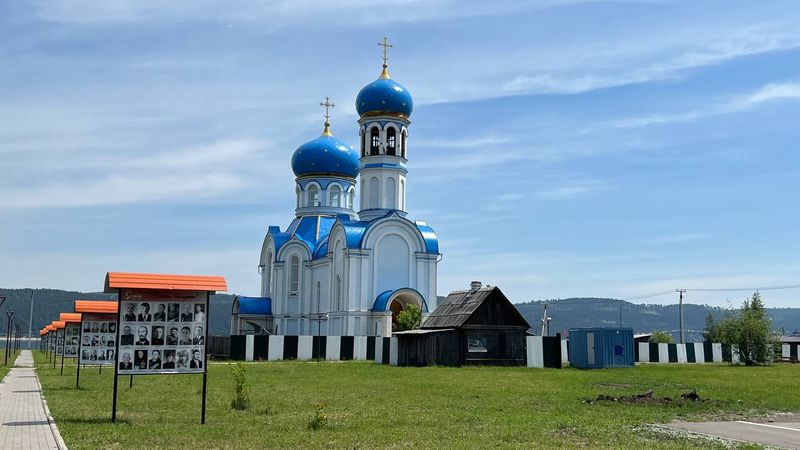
[
  {"xmin": 116, "ymin": 290, "xmax": 207, "ymax": 374},
  {"xmin": 64, "ymin": 323, "xmax": 81, "ymax": 358},
  {"xmin": 79, "ymin": 314, "xmax": 117, "ymax": 365},
  {"xmin": 56, "ymin": 330, "xmax": 65, "ymax": 356}
]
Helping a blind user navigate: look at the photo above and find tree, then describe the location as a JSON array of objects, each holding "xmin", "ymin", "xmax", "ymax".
[
  {"xmin": 704, "ymin": 292, "xmax": 778, "ymax": 365},
  {"xmin": 395, "ymin": 305, "xmax": 422, "ymax": 332},
  {"xmin": 648, "ymin": 331, "xmax": 674, "ymax": 344}
]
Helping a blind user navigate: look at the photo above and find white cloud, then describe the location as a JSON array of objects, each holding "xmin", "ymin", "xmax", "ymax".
[{"xmin": 736, "ymin": 81, "xmax": 800, "ymax": 108}]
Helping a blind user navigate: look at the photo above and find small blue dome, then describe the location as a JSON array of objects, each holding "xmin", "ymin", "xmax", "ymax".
[
  {"xmin": 356, "ymin": 75, "xmax": 413, "ymax": 117},
  {"xmin": 291, "ymin": 133, "xmax": 360, "ymax": 178}
]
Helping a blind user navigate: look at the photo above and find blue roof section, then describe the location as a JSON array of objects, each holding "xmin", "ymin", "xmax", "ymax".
[
  {"xmin": 271, "ymin": 215, "xmax": 340, "ymax": 259},
  {"xmin": 372, "ymin": 290, "xmax": 394, "ymax": 311},
  {"xmin": 237, "ymin": 296, "xmax": 272, "ymax": 315},
  {"xmin": 414, "ymin": 221, "xmax": 440, "ymax": 254},
  {"xmin": 291, "ymin": 134, "xmax": 360, "ymax": 178},
  {"xmin": 339, "ymin": 218, "xmax": 370, "ymax": 249},
  {"xmin": 356, "ymin": 76, "xmax": 413, "ymax": 117}
]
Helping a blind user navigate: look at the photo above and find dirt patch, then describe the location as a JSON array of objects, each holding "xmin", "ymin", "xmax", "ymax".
[{"xmin": 584, "ymin": 389, "xmax": 708, "ymax": 405}]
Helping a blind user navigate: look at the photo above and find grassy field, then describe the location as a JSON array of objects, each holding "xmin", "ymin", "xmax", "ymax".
[
  {"xmin": 1, "ymin": 348, "xmax": 20, "ymax": 380},
  {"xmin": 32, "ymin": 352, "xmax": 798, "ymax": 449}
]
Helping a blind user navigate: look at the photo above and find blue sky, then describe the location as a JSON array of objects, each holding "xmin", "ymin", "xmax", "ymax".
[{"xmin": 1, "ymin": 0, "xmax": 799, "ymax": 307}]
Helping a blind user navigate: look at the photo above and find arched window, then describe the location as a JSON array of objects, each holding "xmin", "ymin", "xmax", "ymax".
[
  {"xmin": 399, "ymin": 179, "xmax": 405, "ymax": 211},
  {"xmin": 307, "ymin": 185, "xmax": 319, "ymax": 207},
  {"xmin": 386, "ymin": 177, "xmax": 396, "ymax": 209},
  {"xmin": 315, "ymin": 282, "xmax": 321, "ymax": 313},
  {"xmin": 330, "ymin": 185, "xmax": 341, "ymax": 207},
  {"xmin": 348, "ymin": 189, "xmax": 355, "ymax": 209},
  {"xmin": 370, "ymin": 127, "xmax": 380, "ymax": 155},
  {"xmin": 335, "ymin": 276, "xmax": 342, "ymax": 310},
  {"xmin": 296, "ymin": 186, "xmax": 301, "ymax": 209},
  {"xmin": 401, "ymin": 131, "xmax": 407, "ymax": 158},
  {"xmin": 369, "ymin": 177, "xmax": 379, "ymax": 209},
  {"xmin": 360, "ymin": 129, "xmax": 366, "ymax": 157},
  {"xmin": 289, "ymin": 255, "xmax": 300, "ymax": 295},
  {"xmin": 265, "ymin": 251, "xmax": 273, "ymax": 294},
  {"xmin": 386, "ymin": 128, "xmax": 396, "ymax": 155}
]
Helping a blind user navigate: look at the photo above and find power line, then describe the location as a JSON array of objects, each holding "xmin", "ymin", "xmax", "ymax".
[
  {"xmin": 621, "ymin": 290, "xmax": 675, "ymax": 301},
  {"xmin": 685, "ymin": 284, "xmax": 800, "ymax": 293}
]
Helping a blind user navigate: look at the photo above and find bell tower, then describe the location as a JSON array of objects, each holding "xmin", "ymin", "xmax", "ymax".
[{"xmin": 356, "ymin": 38, "xmax": 413, "ymax": 221}]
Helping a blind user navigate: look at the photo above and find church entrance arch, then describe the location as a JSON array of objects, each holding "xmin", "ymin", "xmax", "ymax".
[{"xmin": 386, "ymin": 289, "xmax": 425, "ymax": 323}]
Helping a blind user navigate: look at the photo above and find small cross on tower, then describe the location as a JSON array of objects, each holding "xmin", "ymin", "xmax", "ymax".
[
  {"xmin": 320, "ymin": 97, "xmax": 335, "ymax": 136},
  {"xmin": 378, "ymin": 36, "xmax": 393, "ymax": 68}
]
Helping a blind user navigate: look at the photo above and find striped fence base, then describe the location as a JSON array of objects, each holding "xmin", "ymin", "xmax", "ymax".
[
  {"xmin": 230, "ymin": 335, "xmax": 390, "ymax": 362},
  {"xmin": 636, "ymin": 342, "xmax": 732, "ymax": 363}
]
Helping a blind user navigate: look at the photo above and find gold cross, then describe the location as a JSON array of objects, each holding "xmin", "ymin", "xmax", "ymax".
[
  {"xmin": 320, "ymin": 97, "xmax": 335, "ymax": 121},
  {"xmin": 378, "ymin": 36, "xmax": 393, "ymax": 67}
]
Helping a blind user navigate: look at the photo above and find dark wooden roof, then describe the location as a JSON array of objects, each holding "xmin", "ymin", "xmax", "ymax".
[{"xmin": 422, "ymin": 286, "xmax": 531, "ymax": 329}]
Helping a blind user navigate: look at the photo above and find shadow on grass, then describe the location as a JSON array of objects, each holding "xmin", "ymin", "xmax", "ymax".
[{"xmin": 61, "ymin": 416, "xmax": 132, "ymax": 425}]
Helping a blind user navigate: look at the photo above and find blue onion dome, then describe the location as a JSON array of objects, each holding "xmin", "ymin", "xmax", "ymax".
[
  {"xmin": 355, "ymin": 66, "xmax": 413, "ymax": 118},
  {"xmin": 291, "ymin": 123, "xmax": 360, "ymax": 178}
]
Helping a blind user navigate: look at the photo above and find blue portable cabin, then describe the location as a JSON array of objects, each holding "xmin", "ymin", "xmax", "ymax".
[{"xmin": 568, "ymin": 327, "xmax": 634, "ymax": 369}]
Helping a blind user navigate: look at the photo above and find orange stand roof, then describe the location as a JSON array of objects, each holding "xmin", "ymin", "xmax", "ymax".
[
  {"xmin": 104, "ymin": 272, "xmax": 227, "ymax": 293},
  {"xmin": 53, "ymin": 321, "xmax": 66, "ymax": 329},
  {"xmin": 74, "ymin": 300, "xmax": 118, "ymax": 314},
  {"xmin": 60, "ymin": 312, "xmax": 82, "ymax": 323}
]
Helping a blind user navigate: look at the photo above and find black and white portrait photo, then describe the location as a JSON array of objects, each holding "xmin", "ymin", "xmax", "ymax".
[
  {"xmin": 153, "ymin": 303, "xmax": 166, "ymax": 321},
  {"xmin": 148, "ymin": 350, "xmax": 162, "ymax": 369},
  {"xmin": 109, "ymin": 322, "xmax": 116, "ymax": 333},
  {"xmin": 176, "ymin": 350, "xmax": 189, "ymax": 369},
  {"xmin": 83, "ymin": 322, "xmax": 91, "ymax": 333},
  {"xmin": 167, "ymin": 327, "xmax": 179, "ymax": 345},
  {"xmin": 124, "ymin": 303, "xmax": 137, "ymax": 321},
  {"xmin": 121, "ymin": 325, "xmax": 134, "ymax": 345},
  {"xmin": 151, "ymin": 326, "xmax": 165, "ymax": 345},
  {"xmin": 190, "ymin": 349, "xmax": 203, "ymax": 369},
  {"xmin": 119, "ymin": 352, "xmax": 133, "ymax": 370},
  {"xmin": 167, "ymin": 303, "xmax": 179, "ymax": 321},
  {"xmin": 179, "ymin": 326, "xmax": 192, "ymax": 345},
  {"xmin": 163, "ymin": 350, "xmax": 176, "ymax": 369},
  {"xmin": 180, "ymin": 303, "xmax": 193, "ymax": 321},
  {"xmin": 135, "ymin": 326, "xmax": 150, "ymax": 345},
  {"xmin": 193, "ymin": 326, "xmax": 204, "ymax": 345},
  {"xmin": 137, "ymin": 302, "xmax": 152, "ymax": 322},
  {"xmin": 134, "ymin": 350, "xmax": 148, "ymax": 369},
  {"xmin": 194, "ymin": 303, "xmax": 205, "ymax": 323}
]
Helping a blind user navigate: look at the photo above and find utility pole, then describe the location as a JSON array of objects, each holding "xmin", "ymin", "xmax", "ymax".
[
  {"xmin": 28, "ymin": 291, "xmax": 34, "ymax": 350},
  {"xmin": 677, "ymin": 289, "xmax": 686, "ymax": 344}
]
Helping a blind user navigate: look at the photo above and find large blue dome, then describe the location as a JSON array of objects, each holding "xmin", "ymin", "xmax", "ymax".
[
  {"xmin": 291, "ymin": 133, "xmax": 360, "ymax": 178},
  {"xmin": 356, "ymin": 75, "xmax": 413, "ymax": 118}
]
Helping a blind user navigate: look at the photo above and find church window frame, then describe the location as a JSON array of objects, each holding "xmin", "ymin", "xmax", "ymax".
[
  {"xmin": 289, "ymin": 254, "xmax": 300, "ymax": 296},
  {"xmin": 369, "ymin": 127, "xmax": 380, "ymax": 155},
  {"xmin": 265, "ymin": 251, "xmax": 273, "ymax": 294},
  {"xmin": 359, "ymin": 128, "xmax": 366, "ymax": 157},
  {"xmin": 347, "ymin": 188, "xmax": 355, "ymax": 210},
  {"xmin": 307, "ymin": 184, "xmax": 320, "ymax": 207},
  {"xmin": 315, "ymin": 281, "xmax": 321, "ymax": 313},
  {"xmin": 329, "ymin": 185, "xmax": 341, "ymax": 207},
  {"xmin": 386, "ymin": 177, "xmax": 396, "ymax": 209},
  {"xmin": 369, "ymin": 177, "xmax": 380, "ymax": 209},
  {"xmin": 386, "ymin": 127, "xmax": 397, "ymax": 155},
  {"xmin": 401, "ymin": 129, "xmax": 407, "ymax": 158},
  {"xmin": 335, "ymin": 275, "xmax": 342, "ymax": 311}
]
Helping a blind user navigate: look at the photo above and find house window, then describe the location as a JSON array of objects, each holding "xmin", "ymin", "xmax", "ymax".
[
  {"xmin": 307, "ymin": 185, "xmax": 319, "ymax": 207},
  {"xmin": 386, "ymin": 128, "xmax": 396, "ymax": 155},
  {"xmin": 370, "ymin": 128, "xmax": 380, "ymax": 155},
  {"xmin": 289, "ymin": 255, "xmax": 300, "ymax": 295}
]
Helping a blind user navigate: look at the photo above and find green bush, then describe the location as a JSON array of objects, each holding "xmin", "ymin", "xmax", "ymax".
[
  {"xmin": 395, "ymin": 304, "xmax": 422, "ymax": 332},
  {"xmin": 230, "ymin": 363, "xmax": 250, "ymax": 411}
]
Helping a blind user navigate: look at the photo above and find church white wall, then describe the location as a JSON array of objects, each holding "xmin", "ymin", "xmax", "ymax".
[{"xmin": 375, "ymin": 234, "xmax": 411, "ymax": 295}]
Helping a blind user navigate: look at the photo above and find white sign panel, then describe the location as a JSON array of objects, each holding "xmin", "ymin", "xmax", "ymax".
[
  {"xmin": 79, "ymin": 315, "xmax": 117, "ymax": 365},
  {"xmin": 64, "ymin": 323, "xmax": 81, "ymax": 358},
  {"xmin": 117, "ymin": 290, "xmax": 207, "ymax": 374}
]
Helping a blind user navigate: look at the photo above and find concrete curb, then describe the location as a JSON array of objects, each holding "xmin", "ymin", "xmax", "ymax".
[{"xmin": 34, "ymin": 366, "xmax": 69, "ymax": 450}]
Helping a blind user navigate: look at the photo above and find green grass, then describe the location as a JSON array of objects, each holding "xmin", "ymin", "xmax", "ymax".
[
  {"xmin": 32, "ymin": 351, "xmax": 799, "ymax": 449},
  {"xmin": 1, "ymin": 348, "xmax": 20, "ymax": 379}
]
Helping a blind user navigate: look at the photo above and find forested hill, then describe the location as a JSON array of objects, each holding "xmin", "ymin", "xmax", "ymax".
[
  {"xmin": 2, "ymin": 289, "xmax": 798, "ymax": 339},
  {"xmin": 515, "ymin": 297, "xmax": 800, "ymax": 340},
  {"xmin": 0, "ymin": 288, "xmax": 234, "ymax": 336}
]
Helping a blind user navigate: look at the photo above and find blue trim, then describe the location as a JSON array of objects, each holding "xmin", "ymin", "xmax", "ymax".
[
  {"xmin": 237, "ymin": 296, "xmax": 272, "ymax": 315},
  {"xmin": 414, "ymin": 221, "xmax": 439, "ymax": 254},
  {"xmin": 297, "ymin": 178, "xmax": 355, "ymax": 190},
  {"xmin": 371, "ymin": 288, "xmax": 429, "ymax": 313}
]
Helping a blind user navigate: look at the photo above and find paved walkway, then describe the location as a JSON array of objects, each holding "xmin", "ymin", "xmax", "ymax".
[
  {"xmin": 665, "ymin": 420, "xmax": 800, "ymax": 449},
  {"xmin": 0, "ymin": 351, "xmax": 66, "ymax": 449}
]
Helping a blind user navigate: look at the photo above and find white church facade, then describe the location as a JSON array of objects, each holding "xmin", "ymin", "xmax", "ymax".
[{"xmin": 258, "ymin": 44, "xmax": 440, "ymax": 337}]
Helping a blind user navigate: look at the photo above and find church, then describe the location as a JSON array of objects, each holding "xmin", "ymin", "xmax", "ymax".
[{"xmin": 258, "ymin": 41, "xmax": 441, "ymax": 337}]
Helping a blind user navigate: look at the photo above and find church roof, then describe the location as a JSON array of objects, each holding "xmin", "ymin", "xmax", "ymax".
[
  {"xmin": 291, "ymin": 134, "xmax": 359, "ymax": 179},
  {"xmin": 234, "ymin": 296, "xmax": 272, "ymax": 316},
  {"xmin": 356, "ymin": 76, "xmax": 413, "ymax": 118}
]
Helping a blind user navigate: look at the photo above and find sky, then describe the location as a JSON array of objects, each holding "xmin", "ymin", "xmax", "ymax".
[{"xmin": 1, "ymin": 0, "xmax": 799, "ymax": 308}]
